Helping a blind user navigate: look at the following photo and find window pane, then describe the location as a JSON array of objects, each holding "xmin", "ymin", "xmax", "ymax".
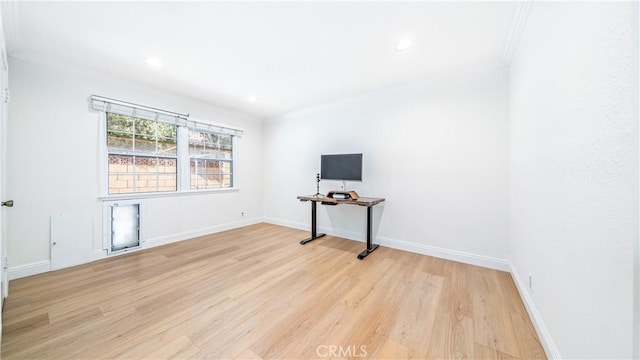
[
  {"xmin": 157, "ymin": 158, "xmax": 177, "ymax": 192},
  {"xmin": 202, "ymin": 160, "xmax": 220, "ymax": 175},
  {"xmin": 190, "ymin": 158, "xmax": 232, "ymax": 190},
  {"xmin": 108, "ymin": 155, "xmax": 134, "ymax": 194},
  {"xmin": 157, "ymin": 173, "xmax": 177, "ymax": 192},
  {"xmin": 189, "ymin": 144, "xmax": 204, "ymax": 156},
  {"xmin": 157, "ymin": 136, "xmax": 177, "ymax": 155},
  {"xmin": 107, "ymin": 113, "xmax": 134, "ymax": 152},
  {"xmin": 188, "ymin": 130, "xmax": 231, "ymax": 159},
  {"xmin": 107, "ymin": 113, "xmax": 133, "ymax": 134},
  {"xmin": 108, "ymin": 155, "xmax": 177, "ymax": 193},
  {"xmin": 106, "ymin": 115, "xmax": 178, "ymax": 155},
  {"xmin": 222, "ymin": 174, "xmax": 232, "ymax": 187},
  {"xmin": 157, "ymin": 122, "xmax": 177, "ymax": 139},
  {"xmin": 133, "ymin": 156, "xmax": 157, "ymax": 175},
  {"xmin": 220, "ymin": 135, "xmax": 232, "ymax": 147},
  {"xmin": 211, "ymin": 147, "xmax": 231, "ymax": 159},
  {"xmin": 129, "ymin": 118, "xmax": 177, "ymax": 155},
  {"xmin": 134, "ymin": 118, "xmax": 156, "ymax": 137},
  {"xmin": 135, "ymin": 173, "xmax": 157, "ymax": 193},
  {"xmin": 134, "ymin": 134, "xmax": 157, "ymax": 153},
  {"xmin": 220, "ymin": 149, "xmax": 232, "ymax": 159},
  {"xmin": 157, "ymin": 122, "xmax": 177, "ymax": 155},
  {"xmin": 189, "ymin": 131, "xmax": 208, "ymax": 156},
  {"xmin": 191, "ymin": 173, "xmax": 222, "ymax": 189},
  {"xmin": 207, "ymin": 174, "xmax": 223, "ymax": 188},
  {"xmin": 219, "ymin": 160, "xmax": 232, "ymax": 174},
  {"xmin": 107, "ymin": 133, "xmax": 133, "ymax": 152},
  {"xmin": 158, "ymin": 158, "xmax": 177, "ymax": 173}
]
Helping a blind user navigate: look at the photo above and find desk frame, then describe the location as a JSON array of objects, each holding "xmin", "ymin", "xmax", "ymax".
[{"xmin": 297, "ymin": 195, "xmax": 385, "ymax": 259}]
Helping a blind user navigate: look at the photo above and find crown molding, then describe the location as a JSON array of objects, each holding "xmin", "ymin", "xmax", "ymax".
[{"xmin": 503, "ymin": 0, "xmax": 533, "ymax": 65}]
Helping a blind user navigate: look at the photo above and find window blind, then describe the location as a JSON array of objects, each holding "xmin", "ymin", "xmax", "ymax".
[
  {"xmin": 90, "ymin": 95, "xmax": 244, "ymax": 136},
  {"xmin": 91, "ymin": 95, "xmax": 187, "ymax": 124},
  {"xmin": 185, "ymin": 118, "xmax": 244, "ymax": 137}
]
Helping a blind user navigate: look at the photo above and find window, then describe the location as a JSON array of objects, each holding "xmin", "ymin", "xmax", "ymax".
[
  {"xmin": 92, "ymin": 95, "xmax": 242, "ymax": 197},
  {"xmin": 107, "ymin": 113, "xmax": 178, "ymax": 194},
  {"xmin": 189, "ymin": 129, "xmax": 233, "ymax": 189}
]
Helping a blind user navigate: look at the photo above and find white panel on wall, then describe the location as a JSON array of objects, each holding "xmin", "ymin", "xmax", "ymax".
[{"xmin": 51, "ymin": 213, "xmax": 92, "ymax": 270}]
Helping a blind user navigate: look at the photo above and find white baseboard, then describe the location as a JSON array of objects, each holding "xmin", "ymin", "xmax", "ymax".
[
  {"xmin": 509, "ymin": 263, "xmax": 561, "ymax": 359},
  {"xmin": 92, "ymin": 217, "xmax": 264, "ymax": 261},
  {"xmin": 263, "ymin": 217, "xmax": 308, "ymax": 232},
  {"xmin": 377, "ymin": 236, "xmax": 511, "ymax": 272},
  {"xmin": 264, "ymin": 217, "xmax": 509, "ymax": 271},
  {"xmin": 263, "ymin": 217, "xmax": 367, "ymax": 243},
  {"xmin": 144, "ymin": 217, "xmax": 264, "ymax": 249},
  {"xmin": 8, "ymin": 260, "xmax": 50, "ymax": 280},
  {"xmin": 10, "ymin": 218, "xmax": 264, "ymax": 279}
]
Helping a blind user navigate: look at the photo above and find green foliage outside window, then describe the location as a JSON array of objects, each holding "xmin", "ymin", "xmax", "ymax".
[{"xmin": 107, "ymin": 113, "xmax": 177, "ymax": 155}]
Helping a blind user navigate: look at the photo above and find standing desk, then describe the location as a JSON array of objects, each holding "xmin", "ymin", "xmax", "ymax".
[{"xmin": 296, "ymin": 195, "xmax": 385, "ymax": 259}]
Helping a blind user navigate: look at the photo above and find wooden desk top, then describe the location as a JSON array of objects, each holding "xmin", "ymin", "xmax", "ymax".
[{"xmin": 297, "ymin": 195, "xmax": 385, "ymax": 207}]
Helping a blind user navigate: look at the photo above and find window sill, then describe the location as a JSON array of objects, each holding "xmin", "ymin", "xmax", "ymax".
[{"xmin": 99, "ymin": 188, "xmax": 239, "ymax": 201}]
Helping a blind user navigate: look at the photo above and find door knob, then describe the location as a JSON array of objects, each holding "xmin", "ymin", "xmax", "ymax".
[{"xmin": 1, "ymin": 200, "xmax": 13, "ymax": 207}]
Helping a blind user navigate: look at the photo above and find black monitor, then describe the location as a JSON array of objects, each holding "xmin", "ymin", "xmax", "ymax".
[{"xmin": 320, "ymin": 153, "xmax": 362, "ymax": 181}]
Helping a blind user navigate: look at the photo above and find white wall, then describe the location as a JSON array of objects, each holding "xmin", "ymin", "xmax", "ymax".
[
  {"xmin": 6, "ymin": 57, "xmax": 263, "ymax": 272},
  {"xmin": 263, "ymin": 69, "xmax": 510, "ymax": 266},
  {"xmin": 509, "ymin": 2, "xmax": 638, "ymax": 358}
]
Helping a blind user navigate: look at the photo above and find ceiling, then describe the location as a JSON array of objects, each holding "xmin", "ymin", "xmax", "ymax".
[{"xmin": 2, "ymin": 1, "xmax": 520, "ymax": 118}]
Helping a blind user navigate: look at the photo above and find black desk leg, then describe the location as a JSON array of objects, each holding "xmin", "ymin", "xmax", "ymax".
[
  {"xmin": 357, "ymin": 205, "xmax": 379, "ymax": 259},
  {"xmin": 300, "ymin": 201, "xmax": 326, "ymax": 244}
]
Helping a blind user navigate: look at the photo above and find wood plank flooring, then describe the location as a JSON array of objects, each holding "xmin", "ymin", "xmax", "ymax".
[{"xmin": 1, "ymin": 223, "xmax": 545, "ymax": 359}]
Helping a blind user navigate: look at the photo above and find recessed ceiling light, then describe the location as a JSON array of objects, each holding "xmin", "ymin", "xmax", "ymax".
[
  {"xmin": 247, "ymin": 95, "xmax": 258, "ymax": 103},
  {"xmin": 146, "ymin": 57, "xmax": 163, "ymax": 68},
  {"xmin": 395, "ymin": 38, "xmax": 413, "ymax": 52}
]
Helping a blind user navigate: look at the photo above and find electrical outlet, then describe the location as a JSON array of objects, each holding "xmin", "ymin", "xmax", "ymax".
[{"xmin": 528, "ymin": 273, "xmax": 533, "ymax": 290}]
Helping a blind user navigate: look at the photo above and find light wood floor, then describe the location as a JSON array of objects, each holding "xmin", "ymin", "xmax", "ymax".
[{"xmin": 2, "ymin": 223, "xmax": 545, "ymax": 359}]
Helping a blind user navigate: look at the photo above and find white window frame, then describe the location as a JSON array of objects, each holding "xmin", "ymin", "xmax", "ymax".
[
  {"xmin": 93, "ymin": 96, "xmax": 243, "ymax": 199},
  {"xmin": 103, "ymin": 112, "xmax": 180, "ymax": 195},
  {"xmin": 186, "ymin": 127, "xmax": 236, "ymax": 190}
]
